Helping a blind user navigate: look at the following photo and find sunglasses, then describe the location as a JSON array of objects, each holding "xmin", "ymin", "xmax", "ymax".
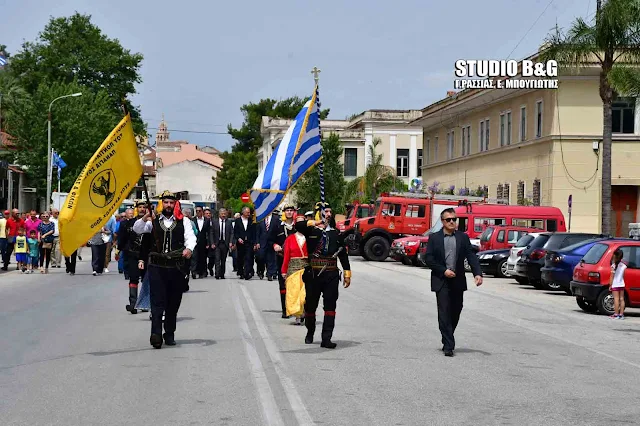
[{"xmin": 443, "ymin": 217, "xmax": 457, "ymax": 223}]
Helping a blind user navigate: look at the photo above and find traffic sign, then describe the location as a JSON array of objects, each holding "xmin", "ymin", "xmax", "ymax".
[{"xmin": 241, "ymin": 192, "xmax": 250, "ymax": 203}]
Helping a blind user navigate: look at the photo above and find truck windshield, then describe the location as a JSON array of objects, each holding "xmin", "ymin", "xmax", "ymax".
[
  {"xmin": 373, "ymin": 201, "xmax": 381, "ymax": 216},
  {"xmin": 346, "ymin": 205, "xmax": 355, "ymax": 219}
]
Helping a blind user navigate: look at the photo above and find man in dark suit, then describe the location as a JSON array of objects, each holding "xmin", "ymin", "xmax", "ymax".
[
  {"xmin": 232, "ymin": 206, "xmax": 255, "ymax": 280},
  {"xmin": 208, "ymin": 207, "xmax": 234, "ymax": 279},
  {"xmin": 255, "ymin": 210, "xmax": 278, "ymax": 281},
  {"xmin": 425, "ymin": 207, "xmax": 483, "ymax": 357},
  {"xmin": 191, "ymin": 206, "xmax": 210, "ymax": 278}
]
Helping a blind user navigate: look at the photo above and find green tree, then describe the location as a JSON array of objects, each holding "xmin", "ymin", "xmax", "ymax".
[
  {"xmin": 343, "ymin": 137, "xmax": 408, "ymax": 203},
  {"xmin": 217, "ymin": 150, "xmax": 259, "ymax": 201},
  {"xmin": 294, "ymin": 133, "xmax": 346, "ymax": 213},
  {"xmin": 5, "ymin": 81, "xmax": 119, "ymax": 195},
  {"xmin": 8, "ymin": 13, "xmax": 145, "ymax": 134},
  {"xmin": 0, "ymin": 72, "xmax": 30, "ymax": 132},
  {"xmin": 542, "ymin": 0, "xmax": 640, "ymax": 234}
]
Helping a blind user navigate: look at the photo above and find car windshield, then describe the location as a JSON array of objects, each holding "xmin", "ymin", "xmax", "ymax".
[
  {"xmin": 479, "ymin": 227, "xmax": 494, "ymax": 242},
  {"xmin": 514, "ymin": 234, "xmax": 534, "ymax": 247},
  {"xmin": 560, "ymin": 239, "xmax": 600, "ymax": 253},
  {"xmin": 582, "ymin": 243, "xmax": 609, "ymax": 264},
  {"xmin": 529, "ymin": 234, "xmax": 550, "ymax": 248}
]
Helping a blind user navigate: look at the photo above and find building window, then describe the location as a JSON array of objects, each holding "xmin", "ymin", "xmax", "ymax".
[
  {"xmin": 417, "ymin": 149, "xmax": 423, "ymax": 177},
  {"xmin": 517, "ymin": 180, "xmax": 525, "ymax": 205},
  {"xmin": 479, "ymin": 119, "xmax": 489, "ymax": 152},
  {"xmin": 533, "ymin": 178, "xmax": 541, "ymax": 206},
  {"xmin": 520, "ymin": 106, "xmax": 527, "ymax": 142},
  {"xmin": 426, "ymin": 139, "xmax": 430, "ymax": 164},
  {"xmin": 396, "ymin": 149, "xmax": 409, "ymax": 177},
  {"xmin": 500, "ymin": 113, "xmax": 506, "ymax": 146},
  {"xmin": 507, "ymin": 111, "xmax": 512, "ymax": 145},
  {"xmin": 613, "ymin": 97, "xmax": 636, "ymax": 133},
  {"xmin": 405, "ymin": 204, "xmax": 426, "ymax": 218},
  {"xmin": 535, "ymin": 101, "xmax": 543, "ymax": 138},
  {"xmin": 497, "ymin": 183, "xmax": 504, "ymax": 199},
  {"xmin": 343, "ymin": 148, "xmax": 358, "ymax": 177},
  {"xmin": 434, "ymin": 136, "xmax": 439, "ymax": 162},
  {"xmin": 504, "ymin": 182, "xmax": 510, "ymax": 204},
  {"xmin": 461, "ymin": 125, "xmax": 471, "ymax": 156},
  {"xmin": 447, "ymin": 131, "xmax": 455, "ymax": 160}
]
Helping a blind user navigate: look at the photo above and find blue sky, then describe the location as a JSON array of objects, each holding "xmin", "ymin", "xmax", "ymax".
[{"xmin": 2, "ymin": 0, "xmax": 592, "ymax": 151}]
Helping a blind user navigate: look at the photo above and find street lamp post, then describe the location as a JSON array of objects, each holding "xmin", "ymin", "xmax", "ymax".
[{"xmin": 47, "ymin": 92, "xmax": 82, "ymax": 207}]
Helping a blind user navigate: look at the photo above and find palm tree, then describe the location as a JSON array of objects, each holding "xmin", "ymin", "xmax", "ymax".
[
  {"xmin": 343, "ymin": 137, "xmax": 404, "ymax": 202},
  {"xmin": 542, "ymin": 0, "xmax": 640, "ymax": 235}
]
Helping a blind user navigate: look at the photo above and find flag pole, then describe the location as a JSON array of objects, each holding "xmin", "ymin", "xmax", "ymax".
[
  {"xmin": 311, "ymin": 66, "xmax": 325, "ymax": 223},
  {"xmin": 122, "ymin": 101, "xmax": 153, "ymax": 216}
]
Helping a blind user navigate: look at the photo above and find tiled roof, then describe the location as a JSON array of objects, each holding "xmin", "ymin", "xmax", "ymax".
[
  {"xmin": 0, "ymin": 131, "xmax": 16, "ymax": 149},
  {"xmin": 157, "ymin": 143, "xmax": 223, "ymax": 169}
]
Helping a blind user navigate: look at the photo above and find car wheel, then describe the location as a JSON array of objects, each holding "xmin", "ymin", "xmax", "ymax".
[
  {"xmin": 363, "ymin": 236, "xmax": 390, "ymax": 262},
  {"xmin": 412, "ymin": 257, "xmax": 421, "ymax": 267},
  {"xmin": 464, "ymin": 258, "xmax": 471, "ymax": 272},
  {"xmin": 541, "ymin": 280, "xmax": 562, "ymax": 291},
  {"xmin": 401, "ymin": 257, "xmax": 413, "ymax": 266},
  {"xmin": 495, "ymin": 260, "xmax": 508, "ymax": 278},
  {"xmin": 515, "ymin": 277, "xmax": 528, "ymax": 285},
  {"xmin": 576, "ymin": 296, "xmax": 598, "ymax": 313},
  {"xmin": 596, "ymin": 290, "xmax": 614, "ymax": 315},
  {"xmin": 530, "ymin": 280, "xmax": 543, "ymax": 289}
]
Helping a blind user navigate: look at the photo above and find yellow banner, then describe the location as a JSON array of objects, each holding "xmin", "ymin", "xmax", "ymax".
[{"xmin": 59, "ymin": 113, "xmax": 142, "ymax": 256}]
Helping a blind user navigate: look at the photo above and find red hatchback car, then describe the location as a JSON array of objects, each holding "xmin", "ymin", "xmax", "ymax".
[{"xmin": 570, "ymin": 239, "xmax": 640, "ymax": 315}]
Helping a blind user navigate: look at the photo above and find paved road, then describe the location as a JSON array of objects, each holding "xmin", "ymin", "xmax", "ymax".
[{"xmin": 1, "ymin": 256, "xmax": 639, "ymax": 426}]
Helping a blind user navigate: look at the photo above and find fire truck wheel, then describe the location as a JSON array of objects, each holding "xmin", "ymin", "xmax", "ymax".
[{"xmin": 364, "ymin": 236, "xmax": 390, "ymax": 262}]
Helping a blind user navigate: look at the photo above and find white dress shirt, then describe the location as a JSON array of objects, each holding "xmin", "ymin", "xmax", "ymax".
[
  {"xmin": 50, "ymin": 217, "xmax": 60, "ymax": 237},
  {"xmin": 242, "ymin": 217, "xmax": 249, "ymax": 230},
  {"xmin": 197, "ymin": 217, "xmax": 205, "ymax": 231},
  {"xmin": 133, "ymin": 214, "xmax": 197, "ymax": 251},
  {"xmin": 219, "ymin": 219, "xmax": 226, "ymax": 241}
]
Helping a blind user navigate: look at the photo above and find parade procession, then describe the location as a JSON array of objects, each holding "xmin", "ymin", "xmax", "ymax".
[{"xmin": 5, "ymin": 1, "xmax": 640, "ymax": 425}]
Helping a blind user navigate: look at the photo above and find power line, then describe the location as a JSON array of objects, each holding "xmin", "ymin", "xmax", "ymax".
[
  {"xmin": 147, "ymin": 127, "xmax": 229, "ymax": 135},
  {"xmin": 506, "ymin": 0, "xmax": 556, "ymax": 60}
]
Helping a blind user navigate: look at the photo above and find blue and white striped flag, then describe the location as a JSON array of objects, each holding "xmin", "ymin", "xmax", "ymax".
[
  {"xmin": 250, "ymin": 86, "xmax": 322, "ymax": 222},
  {"xmin": 0, "ymin": 54, "xmax": 7, "ymax": 67}
]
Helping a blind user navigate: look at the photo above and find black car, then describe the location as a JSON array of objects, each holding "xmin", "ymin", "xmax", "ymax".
[
  {"xmin": 477, "ymin": 249, "xmax": 511, "ymax": 278},
  {"xmin": 515, "ymin": 232, "xmax": 604, "ymax": 289}
]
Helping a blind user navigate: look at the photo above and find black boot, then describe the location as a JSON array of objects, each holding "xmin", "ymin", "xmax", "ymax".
[
  {"xmin": 321, "ymin": 314, "xmax": 337, "ymax": 349},
  {"xmin": 163, "ymin": 333, "xmax": 176, "ymax": 346},
  {"xmin": 304, "ymin": 314, "xmax": 315, "ymax": 344},
  {"xmin": 280, "ymin": 292, "xmax": 288, "ymax": 318},
  {"xmin": 128, "ymin": 283, "xmax": 138, "ymax": 314},
  {"xmin": 150, "ymin": 333, "xmax": 163, "ymax": 349}
]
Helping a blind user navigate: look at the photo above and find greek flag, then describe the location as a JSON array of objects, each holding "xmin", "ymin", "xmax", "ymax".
[
  {"xmin": 0, "ymin": 55, "xmax": 7, "ymax": 67},
  {"xmin": 250, "ymin": 86, "xmax": 322, "ymax": 222},
  {"xmin": 53, "ymin": 151, "xmax": 67, "ymax": 179}
]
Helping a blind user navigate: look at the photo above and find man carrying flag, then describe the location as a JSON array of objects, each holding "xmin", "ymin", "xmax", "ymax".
[
  {"xmin": 250, "ymin": 81, "xmax": 353, "ymax": 348},
  {"xmin": 133, "ymin": 191, "xmax": 196, "ymax": 349}
]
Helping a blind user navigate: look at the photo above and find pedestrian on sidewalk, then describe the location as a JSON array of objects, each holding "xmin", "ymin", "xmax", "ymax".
[
  {"xmin": 37, "ymin": 212, "xmax": 55, "ymax": 274},
  {"xmin": 50, "ymin": 209, "xmax": 62, "ymax": 268},
  {"xmin": 27, "ymin": 230, "xmax": 39, "ymax": 274},
  {"xmin": 3, "ymin": 209, "xmax": 24, "ymax": 271},
  {"xmin": 425, "ymin": 208, "xmax": 483, "ymax": 357},
  {"xmin": 133, "ymin": 190, "xmax": 196, "ymax": 349},
  {"xmin": 14, "ymin": 228, "xmax": 28, "ymax": 273},
  {"xmin": 610, "ymin": 249, "xmax": 627, "ymax": 319}
]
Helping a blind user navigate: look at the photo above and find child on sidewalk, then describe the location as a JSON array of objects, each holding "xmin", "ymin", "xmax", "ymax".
[
  {"xmin": 27, "ymin": 230, "xmax": 40, "ymax": 274},
  {"xmin": 14, "ymin": 228, "xmax": 28, "ymax": 273},
  {"xmin": 610, "ymin": 248, "xmax": 627, "ymax": 319}
]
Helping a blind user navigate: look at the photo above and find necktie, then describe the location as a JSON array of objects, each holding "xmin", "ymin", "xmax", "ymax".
[
  {"xmin": 220, "ymin": 220, "xmax": 224, "ymax": 241},
  {"xmin": 266, "ymin": 216, "xmax": 270, "ymax": 231}
]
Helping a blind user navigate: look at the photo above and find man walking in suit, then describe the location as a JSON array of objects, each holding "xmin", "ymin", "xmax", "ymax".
[
  {"xmin": 233, "ymin": 206, "xmax": 255, "ymax": 280},
  {"xmin": 255, "ymin": 210, "xmax": 278, "ymax": 281},
  {"xmin": 425, "ymin": 208, "xmax": 482, "ymax": 357},
  {"xmin": 208, "ymin": 208, "xmax": 234, "ymax": 279},
  {"xmin": 192, "ymin": 206, "xmax": 210, "ymax": 278}
]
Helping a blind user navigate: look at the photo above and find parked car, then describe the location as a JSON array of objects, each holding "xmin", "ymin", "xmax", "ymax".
[
  {"xmin": 390, "ymin": 233, "xmax": 431, "ymax": 265},
  {"xmin": 416, "ymin": 240, "xmax": 428, "ymax": 267},
  {"xmin": 515, "ymin": 233, "xmax": 603, "ymax": 289},
  {"xmin": 479, "ymin": 225, "xmax": 537, "ymax": 251},
  {"xmin": 571, "ymin": 240, "xmax": 640, "ymax": 315},
  {"xmin": 540, "ymin": 238, "xmax": 607, "ymax": 293},
  {"xmin": 508, "ymin": 233, "xmax": 545, "ymax": 284},
  {"xmin": 478, "ymin": 249, "xmax": 511, "ymax": 278}
]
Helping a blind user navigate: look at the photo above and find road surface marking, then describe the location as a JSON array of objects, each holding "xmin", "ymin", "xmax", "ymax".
[{"xmin": 240, "ymin": 284, "xmax": 314, "ymax": 426}]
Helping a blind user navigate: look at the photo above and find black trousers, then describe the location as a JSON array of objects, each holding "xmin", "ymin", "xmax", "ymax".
[
  {"xmin": 195, "ymin": 241, "xmax": 208, "ymax": 276},
  {"xmin": 149, "ymin": 265, "xmax": 185, "ymax": 337},
  {"xmin": 91, "ymin": 244, "xmax": 107, "ymax": 273},
  {"xmin": 126, "ymin": 251, "xmax": 147, "ymax": 308},
  {"xmin": 256, "ymin": 248, "xmax": 277, "ymax": 278},
  {"xmin": 3, "ymin": 241, "xmax": 15, "ymax": 268},
  {"xmin": 436, "ymin": 284, "xmax": 464, "ymax": 351},
  {"xmin": 304, "ymin": 269, "xmax": 340, "ymax": 342},
  {"xmin": 65, "ymin": 251, "xmax": 77, "ymax": 274},
  {"xmin": 276, "ymin": 254, "xmax": 287, "ymax": 315},
  {"xmin": 236, "ymin": 242, "xmax": 253, "ymax": 279},
  {"xmin": 213, "ymin": 241, "xmax": 229, "ymax": 278}
]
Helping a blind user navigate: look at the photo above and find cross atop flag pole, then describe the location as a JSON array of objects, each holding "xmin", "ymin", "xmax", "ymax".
[{"xmin": 250, "ymin": 84, "xmax": 323, "ymax": 222}]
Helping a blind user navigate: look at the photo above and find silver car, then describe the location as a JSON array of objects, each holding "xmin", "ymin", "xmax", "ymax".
[{"xmin": 506, "ymin": 233, "xmax": 542, "ymax": 282}]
